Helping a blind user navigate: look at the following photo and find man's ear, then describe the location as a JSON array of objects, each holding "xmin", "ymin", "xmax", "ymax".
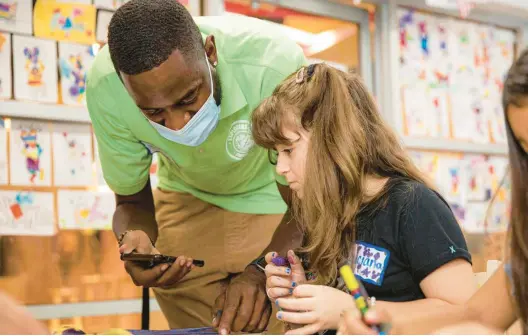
[{"xmin": 204, "ymin": 35, "xmax": 217, "ymax": 66}]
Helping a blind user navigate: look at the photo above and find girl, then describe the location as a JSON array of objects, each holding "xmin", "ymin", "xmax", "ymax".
[
  {"xmin": 251, "ymin": 63, "xmax": 476, "ymax": 335},
  {"xmin": 338, "ymin": 49, "xmax": 528, "ymax": 336}
]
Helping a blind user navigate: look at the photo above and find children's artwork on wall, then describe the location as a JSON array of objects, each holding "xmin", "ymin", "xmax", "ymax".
[
  {"xmin": 465, "ymin": 155, "xmax": 489, "ymax": 202},
  {"xmin": 12, "ymin": 35, "xmax": 58, "ymax": 103},
  {"xmin": 9, "ymin": 119, "xmax": 52, "ymax": 186},
  {"xmin": 0, "ymin": 191, "xmax": 55, "ymax": 236},
  {"xmin": 411, "ymin": 150, "xmax": 511, "ymax": 233},
  {"xmin": 0, "ymin": 32, "xmax": 12, "ymax": 99},
  {"xmin": 93, "ymin": 0, "xmax": 129, "ymax": 10},
  {"xmin": 0, "ymin": 0, "xmax": 33, "ymax": 34},
  {"xmin": 33, "ymin": 0, "xmax": 96, "ymax": 44},
  {"xmin": 95, "ymin": 10, "xmax": 113, "ymax": 42},
  {"xmin": 464, "ymin": 202, "xmax": 488, "ymax": 233},
  {"xmin": 58, "ymin": 190, "xmax": 115, "ymax": 230},
  {"xmin": 437, "ymin": 154, "xmax": 468, "ymax": 224},
  {"xmin": 58, "ymin": 42, "xmax": 96, "ymax": 105},
  {"xmin": 0, "ymin": 118, "xmax": 7, "ymax": 184},
  {"xmin": 485, "ymin": 156, "xmax": 510, "ymax": 232},
  {"xmin": 397, "ymin": 8, "xmax": 515, "ymax": 144},
  {"xmin": 52, "ymin": 123, "xmax": 93, "ymax": 186}
]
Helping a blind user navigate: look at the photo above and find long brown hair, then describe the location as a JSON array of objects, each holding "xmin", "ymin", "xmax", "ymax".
[
  {"xmin": 252, "ymin": 64, "xmax": 432, "ymax": 285},
  {"xmin": 503, "ymin": 49, "xmax": 528, "ymax": 333}
]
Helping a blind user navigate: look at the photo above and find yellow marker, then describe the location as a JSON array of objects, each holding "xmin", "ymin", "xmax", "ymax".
[
  {"xmin": 340, "ymin": 265, "xmax": 360, "ymax": 292},
  {"xmin": 340, "ymin": 265, "xmax": 383, "ymax": 334}
]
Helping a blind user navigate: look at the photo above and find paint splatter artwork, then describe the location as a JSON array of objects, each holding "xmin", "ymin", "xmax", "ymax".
[
  {"xmin": 52, "ymin": 123, "xmax": 93, "ymax": 186},
  {"xmin": 58, "ymin": 42, "xmax": 96, "ymax": 105},
  {"xmin": 13, "ymin": 35, "xmax": 58, "ymax": 103},
  {"xmin": 0, "ymin": 190, "xmax": 54, "ymax": 236},
  {"xmin": 0, "ymin": 0, "xmax": 32, "ymax": 34},
  {"xmin": 9, "ymin": 119, "xmax": 52, "ymax": 186},
  {"xmin": 58, "ymin": 190, "xmax": 115, "ymax": 230}
]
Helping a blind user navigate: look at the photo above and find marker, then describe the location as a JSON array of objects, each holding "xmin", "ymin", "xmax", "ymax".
[
  {"xmin": 271, "ymin": 256, "xmax": 290, "ymax": 267},
  {"xmin": 339, "ymin": 265, "xmax": 384, "ymax": 334}
]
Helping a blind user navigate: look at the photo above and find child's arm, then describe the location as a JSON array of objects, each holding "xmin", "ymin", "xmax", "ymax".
[{"xmin": 340, "ymin": 265, "xmax": 516, "ymax": 334}]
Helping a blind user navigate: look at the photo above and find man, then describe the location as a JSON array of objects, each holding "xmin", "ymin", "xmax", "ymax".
[{"xmin": 86, "ymin": 0, "xmax": 305, "ymax": 333}]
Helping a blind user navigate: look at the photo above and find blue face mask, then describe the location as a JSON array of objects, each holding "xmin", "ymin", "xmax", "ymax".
[{"xmin": 148, "ymin": 54, "xmax": 220, "ymax": 147}]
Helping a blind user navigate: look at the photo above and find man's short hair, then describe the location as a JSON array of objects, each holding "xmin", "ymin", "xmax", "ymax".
[{"xmin": 108, "ymin": 0, "xmax": 203, "ymax": 75}]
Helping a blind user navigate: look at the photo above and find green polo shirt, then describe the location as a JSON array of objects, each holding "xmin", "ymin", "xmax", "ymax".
[{"xmin": 86, "ymin": 15, "xmax": 306, "ymax": 214}]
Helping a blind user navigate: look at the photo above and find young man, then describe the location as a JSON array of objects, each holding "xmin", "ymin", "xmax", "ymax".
[{"xmin": 86, "ymin": 0, "xmax": 305, "ymax": 333}]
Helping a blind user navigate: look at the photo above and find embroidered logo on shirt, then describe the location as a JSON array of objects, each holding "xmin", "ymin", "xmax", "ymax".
[
  {"xmin": 449, "ymin": 245, "xmax": 456, "ymax": 254},
  {"xmin": 226, "ymin": 120, "xmax": 254, "ymax": 161},
  {"xmin": 354, "ymin": 241, "xmax": 390, "ymax": 286}
]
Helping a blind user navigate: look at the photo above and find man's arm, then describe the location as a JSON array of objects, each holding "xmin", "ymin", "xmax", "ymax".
[
  {"xmin": 113, "ymin": 178, "xmax": 158, "ymax": 242},
  {"xmin": 214, "ymin": 183, "xmax": 303, "ymax": 334}
]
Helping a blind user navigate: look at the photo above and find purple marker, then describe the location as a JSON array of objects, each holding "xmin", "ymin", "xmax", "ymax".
[{"xmin": 271, "ymin": 256, "xmax": 290, "ymax": 267}]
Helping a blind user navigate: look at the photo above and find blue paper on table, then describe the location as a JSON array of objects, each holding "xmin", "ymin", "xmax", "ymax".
[{"xmin": 129, "ymin": 328, "xmax": 217, "ymax": 335}]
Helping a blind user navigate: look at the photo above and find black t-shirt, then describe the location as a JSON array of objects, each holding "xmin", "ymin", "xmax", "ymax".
[{"xmin": 336, "ymin": 177, "xmax": 472, "ymax": 302}]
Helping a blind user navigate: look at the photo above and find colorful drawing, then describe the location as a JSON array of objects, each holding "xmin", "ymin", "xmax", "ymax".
[
  {"xmin": 58, "ymin": 42, "xmax": 96, "ymax": 105},
  {"xmin": 0, "ymin": 118, "xmax": 7, "ymax": 184},
  {"xmin": 0, "ymin": 0, "xmax": 32, "ymax": 34},
  {"xmin": 20, "ymin": 128, "xmax": 43, "ymax": 184},
  {"xmin": 58, "ymin": 190, "xmax": 115, "ymax": 230},
  {"xmin": 33, "ymin": 1, "xmax": 96, "ymax": 44},
  {"xmin": 0, "ymin": 191, "xmax": 54, "ymax": 236},
  {"xmin": 13, "ymin": 35, "xmax": 58, "ymax": 103},
  {"xmin": 9, "ymin": 119, "xmax": 51, "ymax": 186},
  {"xmin": 52, "ymin": 123, "xmax": 93, "ymax": 186},
  {"xmin": 23, "ymin": 47, "xmax": 45, "ymax": 87},
  {"xmin": 0, "ymin": 31, "xmax": 12, "ymax": 99},
  {"xmin": 0, "ymin": 1, "xmax": 16, "ymax": 20},
  {"xmin": 418, "ymin": 21, "xmax": 429, "ymax": 57}
]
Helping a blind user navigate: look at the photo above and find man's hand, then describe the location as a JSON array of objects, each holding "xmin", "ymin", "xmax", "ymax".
[
  {"xmin": 120, "ymin": 230, "xmax": 195, "ymax": 288},
  {"xmin": 212, "ymin": 266, "xmax": 271, "ymax": 335}
]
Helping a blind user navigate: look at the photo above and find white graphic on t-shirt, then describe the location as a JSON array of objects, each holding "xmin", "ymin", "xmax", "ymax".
[
  {"xmin": 226, "ymin": 120, "xmax": 254, "ymax": 161},
  {"xmin": 354, "ymin": 241, "xmax": 390, "ymax": 286}
]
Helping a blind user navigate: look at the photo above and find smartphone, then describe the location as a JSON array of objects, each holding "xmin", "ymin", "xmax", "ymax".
[{"xmin": 120, "ymin": 253, "xmax": 205, "ymax": 268}]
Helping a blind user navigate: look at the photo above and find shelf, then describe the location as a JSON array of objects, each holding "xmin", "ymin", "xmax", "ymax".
[
  {"xmin": 26, "ymin": 298, "xmax": 160, "ymax": 320},
  {"xmin": 403, "ymin": 137, "xmax": 509, "ymax": 156},
  {"xmin": 0, "ymin": 100, "xmax": 91, "ymax": 123}
]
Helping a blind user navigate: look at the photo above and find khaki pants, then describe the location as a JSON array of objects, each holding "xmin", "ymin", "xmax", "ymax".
[{"xmin": 152, "ymin": 188, "xmax": 284, "ymax": 331}]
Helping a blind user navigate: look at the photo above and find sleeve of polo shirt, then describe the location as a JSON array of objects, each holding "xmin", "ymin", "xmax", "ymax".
[
  {"xmin": 400, "ymin": 183, "xmax": 472, "ymax": 284},
  {"xmin": 259, "ymin": 43, "xmax": 307, "ymax": 186},
  {"xmin": 87, "ymin": 77, "xmax": 151, "ymax": 196}
]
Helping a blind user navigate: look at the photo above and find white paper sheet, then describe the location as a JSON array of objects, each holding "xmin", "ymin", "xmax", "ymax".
[
  {"xmin": 0, "ymin": 190, "xmax": 55, "ymax": 236},
  {"xmin": 58, "ymin": 190, "xmax": 115, "ymax": 230},
  {"xmin": 0, "ymin": 32, "xmax": 12, "ymax": 99},
  {"xmin": 12, "ymin": 35, "xmax": 58, "ymax": 103},
  {"xmin": 52, "ymin": 123, "xmax": 94, "ymax": 186},
  {"xmin": 58, "ymin": 42, "xmax": 96, "ymax": 106},
  {"xmin": 9, "ymin": 119, "xmax": 52, "ymax": 186},
  {"xmin": 0, "ymin": 0, "xmax": 33, "ymax": 34}
]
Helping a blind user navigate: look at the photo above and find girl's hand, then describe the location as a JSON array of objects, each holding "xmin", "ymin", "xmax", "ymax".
[
  {"xmin": 276, "ymin": 285, "xmax": 356, "ymax": 335},
  {"xmin": 337, "ymin": 307, "xmax": 391, "ymax": 335},
  {"xmin": 265, "ymin": 250, "xmax": 307, "ymax": 300}
]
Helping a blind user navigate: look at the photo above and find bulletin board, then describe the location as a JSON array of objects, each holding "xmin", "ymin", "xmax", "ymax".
[
  {"xmin": 398, "ymin": 7, "xmax": 515, "ymax": 144},
  {"xmin": 397, "ymin": 7, "xmax": 515, "ymax": 238}
]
